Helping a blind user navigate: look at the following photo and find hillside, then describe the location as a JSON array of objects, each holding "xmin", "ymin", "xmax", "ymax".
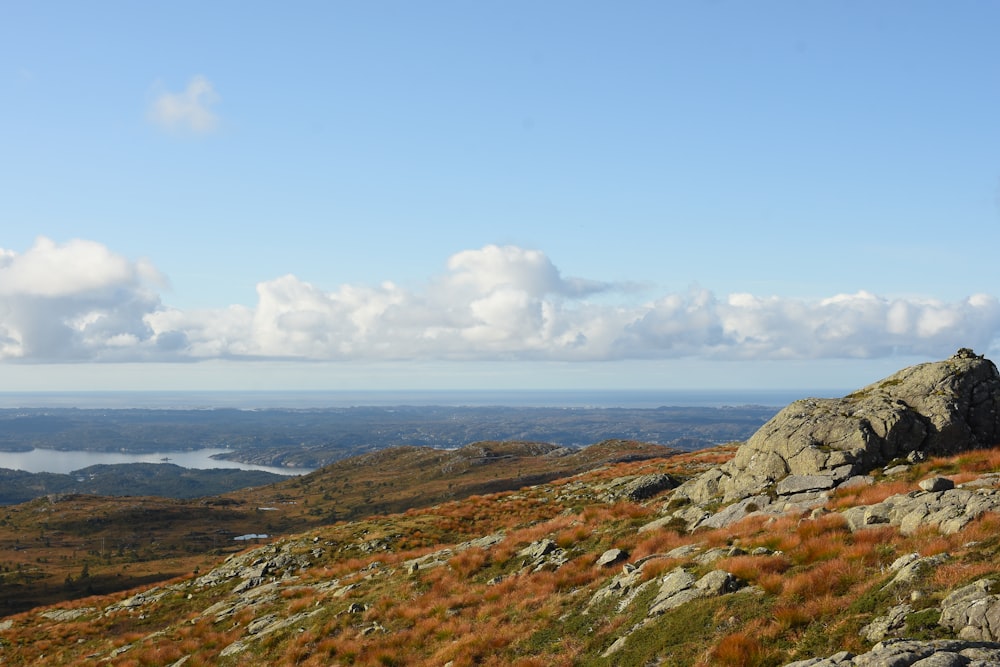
[
  {"xmin": 0, "ymin": 439, "xmax": 674, "ymax": 617},
  {"xmin": 5, "ymin": 351, "xmax": 1000, "ymax": 665},
  {"xmin": 0, "ymin": 464, "xmax": 285, "ymax": 505}
]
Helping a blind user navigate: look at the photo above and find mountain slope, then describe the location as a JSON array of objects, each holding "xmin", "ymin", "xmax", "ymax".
[
  {"xmin": 6, "ymin": 352, "xmax": 1000, "ymax": 665},
  {"xmin": 7, "ymin": 442, "xmax": 1000, "ymax": 666},
  {"xmin": 0, "ymin": 439, "xmax": 674, "ymax": 617}
]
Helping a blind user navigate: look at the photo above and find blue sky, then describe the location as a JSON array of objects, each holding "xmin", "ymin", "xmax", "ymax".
[{"xmin": 2, "ymin": 1, "xmax": 999, "ymax": 392}]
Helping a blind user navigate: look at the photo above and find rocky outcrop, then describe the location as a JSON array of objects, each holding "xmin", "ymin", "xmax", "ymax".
[
  {"xmin": 597, "ymin": 473, "xmax": 679, "ymax": 502},
  {"xmin": 940, "ymin": 579, "xmax": 1000, "ymax": 641},
  {"xmin": 648, "ymin": 567, "xmax": 742, "ymax": 615},
  {"xmin": 677, "ymin": 351, "xmax": 1000, "ymax": 505},
  {"xmin": 783, "ymin": 639, "xmax": 1000, "ymax": 666},
  {"xmin": 595, "ymin": 563, "xmax": 747, "ymax": 657},
  {"xmin": 842, "ymin": 476, "xmax": 1000, "ymax": 535}
]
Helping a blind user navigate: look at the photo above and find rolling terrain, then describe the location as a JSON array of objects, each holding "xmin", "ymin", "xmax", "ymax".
[
  {"xmin": 5, "ymin": 352, "xmax": 1000, "ymax": 665},
  {"xmin": 6, "ymin": 441, "xmax": 1000, "ymax": 666},
  {"xmin": 0, "ymin": 439, "xmax": 675, "ymax": 617}
]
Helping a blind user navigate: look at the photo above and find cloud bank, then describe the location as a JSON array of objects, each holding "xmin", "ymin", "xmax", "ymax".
[
  {"xmin": 147, "ymin": 75, "xmax": 220, "ymax": 134},
  {"xmin": 2, "ymin": 238, "xmax": 999, "ymax": 364}
]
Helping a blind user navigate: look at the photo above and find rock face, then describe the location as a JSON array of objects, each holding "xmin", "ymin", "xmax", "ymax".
[
  {"xmin": 940, "ymin": 579, "xmax": 1000, "ymax": 641},
  {"xmin": 678, "ymin": 351, "xmax": 1000, "ymax": 504},
  {"xmin": 783, "ymin": 639, "xmax": 1000, "ymax": 667}
]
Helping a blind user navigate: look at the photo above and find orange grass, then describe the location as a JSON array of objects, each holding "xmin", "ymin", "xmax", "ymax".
[
  {"xmin": 831, "ymin": 479, "xmax": 914, "ymax": 508},
  {"xmin": 715, "ymin": 553, "xmax": 792, "ymax": 583},
  {"xmin": 932, "ymin": 560, "xmax": 999, "ymax": 589},
  {"xmin": 952, "ymin": 447, "xmax": 1000, "ymax": 473},
  {"xmin": 708, "ymin": 630, "xmax": 768, "ymax": 667},
  {"xmin": 631, "ymin": 528, "xmax": 691, "ymax": 560},
  {"xmin": 782, "ymin": 558, "xmax": 865, "ymax": 600}
]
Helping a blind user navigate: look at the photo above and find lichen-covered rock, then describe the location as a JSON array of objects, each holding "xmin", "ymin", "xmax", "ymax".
[
  {"xmin": 647, "ymin": 567, "xmax": 742, "ymax": 615},
  {"xmin": 517, "ymin": 539, "xmax": 568, "ymax": 572},
  {"xmin": 842, "ymin": 484, "xmax": 1000, "ymax": 535},
  {"xmin": 677, "ymin": 352, "xmax": 1000, "ymax": 504},
  {"xmin": 595, "ymin": 548, "xmax": 628, "ymax": 568},
  {"xmin": 598, "ymin": 473, "xmax": 679, "ymax": 502},
  {"xmin": 783, "ymin": 639, "xmax": 1000, "ymax": 666},
  {"xmin": 939, "ymin": 579, "xmax": 1000, "ymax": 641},
  {"xmin": 859, "ymin": 603, "xmax": 913, "ymax": 642}
]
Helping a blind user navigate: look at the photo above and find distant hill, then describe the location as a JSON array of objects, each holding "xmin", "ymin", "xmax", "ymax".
[
  {"xmin": 0, "ymin": 463, "xmax": 284, "ymax": 505},
  {"xmin": 0, "ymin": 403, "xmax": 777, "ymax": 467}
]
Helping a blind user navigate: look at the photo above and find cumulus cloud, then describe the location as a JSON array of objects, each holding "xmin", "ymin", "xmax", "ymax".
[
  {"xmin": 147, "ymin": 75, "xmax": 220, "ymax": 134},
  {"xmin": 0, "ymin": 237, "xmax": 164, "ymax": 361},
  {"xmin": 2, "ymin": 240, "xmax": 1000, "ymax": 365}
]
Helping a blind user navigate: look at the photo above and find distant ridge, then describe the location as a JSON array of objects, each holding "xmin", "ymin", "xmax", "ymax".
[{"xmin": 0, "ymin": 388, "xmax": 843, "ymax": 409}]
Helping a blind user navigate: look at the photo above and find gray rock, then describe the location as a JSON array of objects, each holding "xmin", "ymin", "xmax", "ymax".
[
  {"xmin": 595, "ymin": 548, "xmax": 628, "ymax": 568},
  {"xmin": 600, "ymin": 473, "xmax": 678, "ymax": 502},
  {"xmin": 676, "ymin": 353, "xmax": 1000, "ymax": 505},
  {"xmin": 776, "ymin": 474, "xmax": 839, "ymax": 496},
  {"xmin": 783, "ymin": 651, "xmax": 855, "ymax": 666},
  {"xmin": 694, "ymin": 569, "xmax": 740, "ymax": 596},
  {"xmin": 860, "ymin": 603, "xmax": 913, "ymax": 642},
  {"xmin": 40, "ymin": 607, "xmax": 96, "ymax": 622},
  {"xmin": 885, "ymin": 554, "xmax": 950, "ymax": 588},
  {"xmin": 647, "ymin": 567, "xmax": 742, "ymax": 616},
  {"xmin": 939, "ymin": 579, "xmax": 1000, "ymax": 641},
  {"xmin": 783, "ymin": 640, "xmax": 1000, "ymax": 667},
  {"xmin": 517, "ymin": 538, "xmax": 567, "ymax": 572},
  {"xmin": 698, "ymin": 495, "xmax": 772, "ymax": 529},
  {"xmin": 843, "ymin": 486, "xmax": 1000, "ymax": 536},
  {"xmin": 517, "ymin": 539, "xmax": 557, "ymax": 560},
  {"xmin": 839, "ymin": 475, "xmax": 876, "ymax": 490},
  {"xmin": 920, "ymin": 477, "xmax": 956, "ymax": 492}
]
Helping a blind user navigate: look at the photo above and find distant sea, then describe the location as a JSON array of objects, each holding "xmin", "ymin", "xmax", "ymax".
[{"xmin": 0, "ymin": 389, "xmax": 847, "ymax": 410}]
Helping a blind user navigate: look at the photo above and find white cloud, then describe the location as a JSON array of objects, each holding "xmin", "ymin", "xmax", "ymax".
[
  {"xmin": 147, "ymin": 75, "xmax": 220, "ymax": 134},
  {"xmin": 0, "ymin": 237, "xmax": 163, "ymax": 361},
  {"xmin": 2, "ymin": 240, "xmax": 1000, "ymax": 365}
]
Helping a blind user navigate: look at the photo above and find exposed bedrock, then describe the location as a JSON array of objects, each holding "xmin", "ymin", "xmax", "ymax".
[{"xmin": 677, "ymin": 349, "xmax": 1000, "ymax": 504}]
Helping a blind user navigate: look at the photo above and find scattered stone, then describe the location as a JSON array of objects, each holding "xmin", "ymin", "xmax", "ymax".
[
  {"xmin": 40, "ymin": 607, "xmax": 95, "ymax": 622},
  {"xmin": 517, "ymin": 539, "xmax": 568, "ymax": 572},
  {"xmin": 920, "ymin": 477, "xmax": 956, "ymax": 492},
  {"xmin": 860, "ymin": 603, "xmax": 913, "ymax": 642},
  {"xmin": 648, "ymin": 567, "xmax": 742, "ymax": 616},
  {"xmin": 782, "ymin": 639, "xmax": 1000, "ymax": 666},
  {"xmin": 884, "ymin": 554, "xmax": 951, "ymax": 589},
  {"xmin": 595, "ymin": 548, "xmax": 628, "ymax": 568},
  {"xmin": 698, "ymin": 496, "xmax": 772, "ymax": 530},
  {"xmin": 247, "ymin": 614, "xmax": 279, "ymax": 635},
  {"xmin": 599, "ymin": 474, "xmax": 679, "ymax": 502}
]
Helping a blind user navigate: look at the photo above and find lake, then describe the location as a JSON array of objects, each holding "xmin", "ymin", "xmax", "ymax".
[{"xmin": 0, "ymin": 447, "xmax": 312, "ymax": 476}]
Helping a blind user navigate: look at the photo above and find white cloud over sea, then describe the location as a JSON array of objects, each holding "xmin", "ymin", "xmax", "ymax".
[{"xmin": 1, "ymin": 238, "xmax": 999, "ymax": 365}]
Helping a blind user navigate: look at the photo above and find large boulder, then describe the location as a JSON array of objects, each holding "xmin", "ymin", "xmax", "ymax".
[{"xmin": 678, "ymin": 350, "xmax": 1000, "ymax": 504}]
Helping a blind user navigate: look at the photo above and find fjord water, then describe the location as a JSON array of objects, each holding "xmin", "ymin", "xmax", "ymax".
[
  {"xmin": 0, "ymin": 447, "xmax": 310, "ymax": 476},
  {"xmin": 0, "ymin": 389, "xmax": 844, "ymax": 476}
]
